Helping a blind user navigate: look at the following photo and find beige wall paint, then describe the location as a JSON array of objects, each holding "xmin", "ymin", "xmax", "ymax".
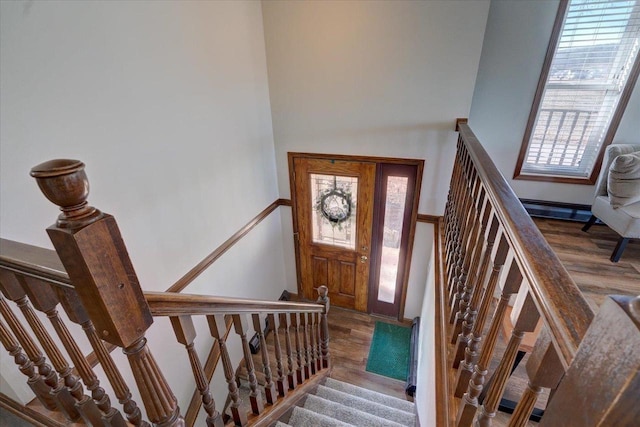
[
  {"xmin": 262, "ymin": 0, "xmax": 490, "ymax": 314},
  {"xmin": 0, "ymin": 0, "xmax": 283, "ymax": 411}
]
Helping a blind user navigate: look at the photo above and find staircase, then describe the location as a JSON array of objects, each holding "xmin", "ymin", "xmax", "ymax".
[{"xmin": 276, "ymin": 378, "xmax": 416, "ymax": 427}]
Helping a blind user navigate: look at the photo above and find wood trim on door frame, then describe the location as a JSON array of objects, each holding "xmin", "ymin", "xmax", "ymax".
[
  {"xmin": 288, "ymin": 152, "xmax": 424, "ymax": 320},
  {"xmin": 397, "ymin": 162, "xmax": 423, "ymax": 321},
  {"xmin": 368, "ymin": 163, "xmax": 422, "ymax": 319}
]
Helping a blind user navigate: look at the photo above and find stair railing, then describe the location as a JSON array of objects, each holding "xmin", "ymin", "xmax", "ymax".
[
  {"xmin": 441, "ymin": 123, "xmax": 638, "ymax": 426},
  {"xmin": 1, "ymin": 239, "xmax": 148, "ymax": 427},
  {"xmin": 0, "ymin": 159, "xmax": 330, "ymax": 426}
]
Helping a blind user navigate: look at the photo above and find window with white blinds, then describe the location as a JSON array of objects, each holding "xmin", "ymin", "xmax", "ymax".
[{"xmin": 516, "ymin": 0, "xmax": 640, "ymax": 181}]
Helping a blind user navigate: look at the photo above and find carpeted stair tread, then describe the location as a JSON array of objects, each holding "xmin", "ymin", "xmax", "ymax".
[
  {"xmin": 288, "ymin": 406, "xmax": 353, "ymax": 427},
  {"xmin": 303, "ymin": 394, "xmax": 405, "ymax": 427},
  {"xmin": 324, "ymin": 378, "xmax": 415, "ymax": 413},
  {"xmin": 274, "ymin": 422, "xmax": 292, "ymax": 427},
  {"xmin": 315, "ymin": 385, "xmax": 416, "ymax": 426}
]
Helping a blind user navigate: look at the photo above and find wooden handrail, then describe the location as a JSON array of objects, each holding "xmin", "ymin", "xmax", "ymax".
[
  {"xmin": 0, "ymin": 239, "xmax": 71, "ymax": 289},
  {"xmin": 457, "ymin": 123, "xmax": 594, "ymax": 367},
  {"xmin": 1, "ymin": 240, "xmax": 323, "ymax": 319},
  {"xmin": 166, "ymin": 198, "xmax": 292, "ymax": 293},
  {"xmin": 146, "ymin": 292, "xmax": 324, "ymax": 317}
]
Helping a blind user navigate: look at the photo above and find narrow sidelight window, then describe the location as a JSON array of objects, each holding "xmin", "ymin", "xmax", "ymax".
[
  {"xmin": 377, "ymin": 176, "xmax": 409, "ymax": 303},
  {"xmin": 369, "ymin": 163, "xmax": 419, "ymax": 319},
  {"xmin": 515, "ymin": 0, "xmax": 640, "ymax": 183}
]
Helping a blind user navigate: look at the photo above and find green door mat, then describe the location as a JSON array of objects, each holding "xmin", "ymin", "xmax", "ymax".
[{"xmin": 366, "ymin": 321, "xmax": 411, "ymax": 381}]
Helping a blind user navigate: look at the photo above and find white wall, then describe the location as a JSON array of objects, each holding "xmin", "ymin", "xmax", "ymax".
[
  {"xmin": 404, "ymin": 222, "xmax": 433, "ymax": 319},
  {"xmin": 0, "ymin": 0, "xmax": 284, "ymax": 412},
  {"xmin": 416, "ymin": 225, "xmax": 436, "ymax": 427},
  {"xmin": 262, "ymin": 0, "xmax": 490, "ymax": 316},
  {"xmin": 469, "ymin": 0, "xmax": 640, "ymax": 205}
]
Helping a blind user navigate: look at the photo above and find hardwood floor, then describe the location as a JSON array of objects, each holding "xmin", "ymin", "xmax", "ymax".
[
  {"xmin": 533, "ymin": 217, "xmax": 640, "ymax": 310},
  {"xmin": 326, "ymin": 308, "xmax": 410, "ymax": 400}
]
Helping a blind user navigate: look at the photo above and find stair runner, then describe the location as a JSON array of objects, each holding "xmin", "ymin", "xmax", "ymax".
[{"xmin": 276, "ymin": 378, "xmax": 416, "ymax": 427}]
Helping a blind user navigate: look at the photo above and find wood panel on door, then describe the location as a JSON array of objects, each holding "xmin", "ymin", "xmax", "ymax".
[{"xmin": 293, "ymin": 158, "xmax": 375, "ymax": 312}]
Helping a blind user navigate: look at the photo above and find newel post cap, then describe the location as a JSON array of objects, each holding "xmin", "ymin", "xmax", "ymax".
[
  {"xmin": 316, "ymin": 285, "xmax": 330, "ymax": 313},
  {"xmin": 30, "ymin": 159, "xmax": 100, "ymax": 228}
]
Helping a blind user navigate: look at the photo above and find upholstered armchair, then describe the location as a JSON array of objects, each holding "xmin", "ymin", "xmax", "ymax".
[{"xmin": 582, "ymin": 143, "xmax": 640, "ymax": 262}]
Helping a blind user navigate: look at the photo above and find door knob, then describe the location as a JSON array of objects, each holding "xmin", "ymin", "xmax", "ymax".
[{"xmin": 360, "ymin": 255, "xmax": 368, "ymax": 263}]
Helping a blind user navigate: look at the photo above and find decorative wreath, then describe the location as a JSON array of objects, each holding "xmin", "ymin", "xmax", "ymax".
[{"xmin": 318, "ymin": 188, "xmax": 352, "ymax": 224}]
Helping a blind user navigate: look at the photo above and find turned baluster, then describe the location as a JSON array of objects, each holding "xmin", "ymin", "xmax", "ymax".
[
  {"xmin": 0, "ymin": 316, "xmax": 57, "ymax": 410},
  {"xmin": 474, "ymin": 267, "xmax": 531, "ymax": 427},
  {"xmin": 447, "ymin": 156, "xmax": 473, "ymax": 301},
  {"xmin": 445, "ymin": 149, "xmax": 467, "ymax": 294},
  {"xmin": 448, "ymin": 164, "xmax": 476, "ymax": 302},
  {"xmin": 19, "ymin": 275, "xmax": 121, "ymax": 426},
  {"xmin": 450, "ymin": 175, "xmax": 481, "ymax": 322},
  {"xmin": 171, "ymin": 315, "xmax": 223, "ymax": 427},
  {"xmin": 0, "ymin": 294, "xmax": 67, "ymax": 415},
  {"xmin": 233, "ymin": 314, "xmax": 264, "ymax": 415},
  {"xmin": 0, "ymin": 275, "xmax": 83, "ymax": 421},
  {"xmin": 55, "ymin": 285, "xmax": 147, "ymax": 426},
  {"xmin": 444, "ymin": 140, "xmax": 465, "ymax": 263},
  {"xmin": 252, "ymin": 313, "xmax": 277, "ymax": 405},
  {"xmin": 312, "ymin": 312, "xmax": 321, "ymax": 371},
  {"xmin": 267, "ymin": 313, "xmax": 287, "ymax": 397},
  {"xmin": 316, "ymin": 312, "xmax": 324, "ymax": 371},
  {"xmin": 466, "ymin": 191, "xmax": 490, "ymax": 285},
  {"xmin": 299, "ymin": 311, "xmax": 312, "ymax": 379},
  {"xmin": 454, "ymin": 232, "xmax": 508, "ymax": 395},
  {"xmin": 31, "ymin": 159, "xmax": 182, "ymax": 427},
  {"xmin": 453, "ymin": 213, "xmax": 498, "ymax": 367},
  {"xmin": 541, "ymin": 295, "xmax": 639, "ymax": 427},
  {"xmin": 316, "ymin": 285, "xmax": 330, "ymax": 369},
  {"xmin": 452, "ymin": 172, "xmax": 480, "ymax": 304},
  {"xmin": 454, "ymin": 213, "xmax": 500, "ymax": 367},
  {"xmin": 279, "ymin": 312, "xmax": 297, "ymax": 390},
  {"xmin": 308, "ymin": 313, "xmax": 322, "ymax": 375},
  {"xmin": 455, "ymin": 257, "xmax": 521, "ymax": 427},
  {"xmin": 305, "ymin": 313, "xmax": 315, "ymax": 376},
  {"xmin": 451, "ymin": 187, "xmax": 488, "ymax": 343},
  {"xmin": 445, "ymin": 144, "xmax": 469, "ymax": 260},
  {"xmin": 207, "ymin": 314, "xmax": 246, "ymax": 426},
  {"xmin": 508, "ymin": 329, "xmax": 563, "ymax": 427},
  {"xmin": 290, "ymin": 312, "xmax": 305, "ymax": 383}
]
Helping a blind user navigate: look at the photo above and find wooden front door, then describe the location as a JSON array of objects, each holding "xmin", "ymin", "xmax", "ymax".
[{"xmin": 292, "ymin": 157, "xmax": 376, "ymax": 311}]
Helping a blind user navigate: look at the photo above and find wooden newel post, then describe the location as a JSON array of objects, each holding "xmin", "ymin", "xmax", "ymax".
[
  {"xmin": 316, "ymin": 285, "xmax": 330, "ymax": 369},
  {"xmin": 30, "ymin": 159, "xmax": 184, "ymax": 427},
  {"xmin": 540, "ymin": 295, "xmax": 640, "ymax": 427}
]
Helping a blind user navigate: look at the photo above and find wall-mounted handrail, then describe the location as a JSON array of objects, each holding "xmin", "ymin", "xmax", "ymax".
[{"xmin": 165, "ymin": 199, "xmax": 292, "ymax": 293}]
